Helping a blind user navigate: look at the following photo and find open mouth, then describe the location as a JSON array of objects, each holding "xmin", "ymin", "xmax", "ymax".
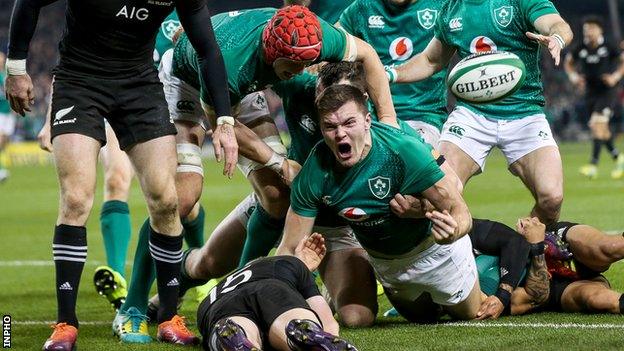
[{"xmin": 337, "ymin": 142, "xmax": 352, "ymax": 160}]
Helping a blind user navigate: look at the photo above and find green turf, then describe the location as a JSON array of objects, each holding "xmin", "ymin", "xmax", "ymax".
[{"xmin": 1, "ymin": 141, "xmax": 624, "ymax": 350}]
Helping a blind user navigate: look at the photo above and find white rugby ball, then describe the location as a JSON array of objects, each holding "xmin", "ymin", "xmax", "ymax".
[{"xmin": 447, "ymin": 51, "xmax": 526, "ymax": 103}]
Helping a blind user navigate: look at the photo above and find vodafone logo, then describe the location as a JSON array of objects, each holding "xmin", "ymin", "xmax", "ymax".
[
  {"xmin": 389, "ymin": 37, "xmax": 413, "ymax": 61},
  {"xmin": 470, "ymin": 36, "xmax": 498, "ymax": 53},
  {"xmin": 339, "ymin": 207, "xmax": 370, "ymax": 222}
]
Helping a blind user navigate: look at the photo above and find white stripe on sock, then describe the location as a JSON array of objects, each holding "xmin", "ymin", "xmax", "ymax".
[
  {"xmin": 52, "ymin": 244, "xmax": 87, "ymax": 250},
  {"xmin": 53, "ymin": 256, "xmax": 87, "ymax": 263},
  {"xmin": 148, "ymin": 241, "xmax": 183, "ymax": 258}
]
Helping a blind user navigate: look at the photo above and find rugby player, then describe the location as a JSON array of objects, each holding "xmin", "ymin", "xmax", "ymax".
[
  {"xmin": 564, "ymin": 16, "xmax": 624, "ymax": 179},
  {"xmin": 277, "ymin": 84, "xmax": 481, "ymax": 321},
  {"xmin": 6, "ymin": 0, "xmax": 234, "ymax": 348},
  {"xmin": 0, "ymin": 52, "xmax": 15, "ymax": 182},
  {"xmin": 199, "ymin": 233, "xmax": 358, "ymax": 351},
  {"xmin": 284, "ymin": 0, "xmax": 355, "ymax": 25},
  {"xmin": 338, "ymin": 0, "xmax": 449, "ymax": 147},
  {"xmin": 392, "ymin": 0, "xmax": 573, "ymax": 224}
]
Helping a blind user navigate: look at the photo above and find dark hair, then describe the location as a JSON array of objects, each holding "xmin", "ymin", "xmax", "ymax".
[
  {"xmin": 315, "ymin": 84, "xmax": 368, "ymax": 118},
  {"xmin": 318, "ymin": 62, "xmax": 367, "ymax": 93},
  {"xmin": 582, "ymin": 15, "xmax": 604, "ymax": 29}
]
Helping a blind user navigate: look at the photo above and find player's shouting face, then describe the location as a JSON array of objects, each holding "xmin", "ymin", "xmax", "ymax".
[{"xmin": 317, "ymin": 85, "xmax": 372, "ymax": 169}]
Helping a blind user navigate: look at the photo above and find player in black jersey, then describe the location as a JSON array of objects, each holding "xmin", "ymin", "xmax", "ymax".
[
  {"xmin": 5, "ymin": 0, "xmax": 234, "ymax": 349},
  {"xmin": 565, "ymin": 16, "xmax": 624, "ymax": 180},
  {"xmin": 198, "ymin": 233, "xmax": 357, "ymax": 351}
]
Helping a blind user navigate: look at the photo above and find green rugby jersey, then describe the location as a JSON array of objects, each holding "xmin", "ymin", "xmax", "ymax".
[
  {"xmin": 312, "ymin": 0, "xmax": 354, "ymax": 24},
  {"xmin": 0, "ymin": 72, "xmax": 10, "ymax": 114},
  {"xmin": 153, "ymin": 11, "xmax": 181, "ymax": 67},
  {"xmin": 340, "ymin": 0, "xmax": 448, "ymax": 130},
  {"xmin": 434, "ymin": 0, "xmax": 558, "ymax": 119},
  {"xmin": 291, "ymin": 121, "xmax": 444, "ymax": 256},
  {"xmin": 172, "ymin": 8, "xmax": 348, "ymax": 106}
]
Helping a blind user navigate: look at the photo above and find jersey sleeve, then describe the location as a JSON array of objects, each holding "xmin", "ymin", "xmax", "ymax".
[
  {"xmin": 399, "ymin": 136, "xmax": 445, "ymax": 194},
  {"xmin": 433, "ymin": 12, "xmax": 450, "ymax": 46},
  {"xmin": 318, "ymin": 18, "xmax": 348, "ymax": 62},
  {"xmin": 337, "ymin": 1, "xmax": 360, "ymax": 35},
  {"xmin": 275, "ymin": 257, "xmax": 321, "ymax": 299},
  {"xmin": 520, "ymin": 0, "xmax": 559, "ymax": 24},
  {"xmin": 290, "ymin": 145, "xmax": 325, "ymax": 218}
]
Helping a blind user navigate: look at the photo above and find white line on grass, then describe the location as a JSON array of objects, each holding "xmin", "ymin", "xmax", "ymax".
[
  {"xmin": 0, "ymin": 260, "xmax": 132, "ymax": 267},
  {"xmin": 441, "ymin": 322, "xmax": 624, "ymax": 329},
  {"xmin": 14, "ymin": 321, "xmax": 110, "ymax": 326}
]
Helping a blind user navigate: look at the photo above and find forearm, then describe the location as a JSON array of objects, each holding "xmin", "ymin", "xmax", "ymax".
[
  {"xmin": 394, "ymin": 53, "xmax": 440, "ymax": 83},
  {"xmin": 233, "ymin": 122, "xmax": 276, "ymax": 164},
  {"xmin": 178, "ymin": 2, "xmax": 232, "ymax": 117},
  {"xmin": 276, "ymin": 209, "xmax": 314, "ymax": 255},
  {"xmin": 8, "ymin": 0, "xmax": 58, "ymax": 60},
  {"xmin": 360, "ymin": 44, "xmax": 396, "ymax": 123},
  {"xmin": 547, "ymin": 21, "xmax": 573, "ymax": 47},
  {"xmin": 449, "ymin": 201, "xmax": 472, "ymax": 239},
  {"xmin": 524, "ymin": 253, "xmax": 550, "ymax": 307}
]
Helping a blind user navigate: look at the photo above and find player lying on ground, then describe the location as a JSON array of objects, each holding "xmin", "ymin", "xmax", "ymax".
[
  {"xmin": 198, "ymin": 233, "xmax": 358, "ymax": 351},
  {"xmin": 276, "ymin": 84, "xmax": 481, "ymax": 320}
]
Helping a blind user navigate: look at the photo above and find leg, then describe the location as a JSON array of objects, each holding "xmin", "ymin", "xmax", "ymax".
[
  {"xmin": 560, "ymin": 278, "xmax": 620, "ymax": 314},
  {"xmin": 443, "ymin": 278, "xmax": 483, "ymax": 320},
  {"xmin": 509, "ymin": 146, "xmax": 563, "ymax": 224},
  {"xmin": 212, "ymin": 317, "xmax": 263, "ymax": 350},
  {"xmin": 99, "ymin": 124, "xmax": 134, "ymax": 276},
  {"xmin": 566, "ymin": 225, "xmax": 624, "ymax": 272},
  {"xmin": 386, "ymin": 292, "xmax": 441, "ymax": 323},
  {"xmin": 439, "ymin": 141, "xmax": 480, "ymax": 185},
  {"xmin": 52, "ymin": 134, "xmax": 101, "ymax": 327},
  {"xmin": 269, "ymin": 309, "xmax": 322, "ymax": 350},
  {"xmin": 319, "ymin": 248, "xmax": 377, "ymax": 327}
]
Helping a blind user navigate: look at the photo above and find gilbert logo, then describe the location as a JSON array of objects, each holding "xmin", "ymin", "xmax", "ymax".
[
  {"xmin": 53, "ymin": 106, "xmax": 76, "ymax": 126},
  {"xmin": 368, "ymin": 15, "xmax": 385, "ymax": 29}
]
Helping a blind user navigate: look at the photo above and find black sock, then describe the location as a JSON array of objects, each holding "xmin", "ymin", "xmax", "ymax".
[
  {"xmin": 53, "ymin": 225, "xmax": 87, "ymax": 328},
  {"xmin": 179, "ymin": 249, "xmax": 208, "ymax": 298},
  {"xmin": 149, "ymin": 227, "xmax": 183, "ymax": 323},
  {"xmin": 604, "ymin": 137, "xmax": 620, "ymax": 160},
  {"xmin": 591, "ymin": 139, "xmax": 603, "ymax": 164}
]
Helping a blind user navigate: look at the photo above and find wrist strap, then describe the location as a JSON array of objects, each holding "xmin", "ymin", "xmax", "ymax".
[
  {"xmin": 386, "ymin": 68, "xmax": 398, "ymax": 83},
  {"xmin": 552, "ymin": 34, "xmax": 565, "ymax": 49},
  {"xmin": 529, "ymin": 241, "xmax": 545, "ymax": 257},
  {"xmin": 495, "ymin": 287, "xmax": 512, "ymax": 311},
  {"xmin": 265, "ymin": 151, "xmax": 286, "ymax": 174},
  {"xmin": 216, "ymin": 116, "xmax": 235, "ymax": 126},
  {"xmin": 6, "ymin": 58, "xmax": 27, "ymax": 75}
]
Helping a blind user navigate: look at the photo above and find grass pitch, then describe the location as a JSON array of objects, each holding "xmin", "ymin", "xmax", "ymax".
[{"xmin": 1, "ymin": 141, "xmax": 624, "ymax": 350}]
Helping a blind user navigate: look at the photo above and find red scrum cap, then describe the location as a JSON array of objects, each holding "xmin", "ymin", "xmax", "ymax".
[{"xmin": 262, "ymin": 5, "xmax": 323, "ymax": 65}]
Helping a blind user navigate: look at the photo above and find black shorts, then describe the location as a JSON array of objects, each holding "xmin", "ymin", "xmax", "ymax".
[
  {"xmin": 50, "ymin": 67, "xmax": 176, "ymax": 150},
  {"xmin": 586, "ymin": 89, "xmax": 618, "ymax": 117},
  {"xmin": 546, "ymin": 274, "xmax": 608, "ymax": 312},
  {"xmin": 197, "ymin": 280, "xmax": 313, "ymax": 350}
]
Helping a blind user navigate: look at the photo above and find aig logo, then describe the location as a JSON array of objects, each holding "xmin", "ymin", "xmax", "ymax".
[{"xmin": 116, "ymin": 6, "xmax": 149, "ymax": 21}]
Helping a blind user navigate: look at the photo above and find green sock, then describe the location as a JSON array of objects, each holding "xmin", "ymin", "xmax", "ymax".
[
  {"xmin": 182, "ymin": 205, "xmax": 205, "ymax": 248},
  {"xmin": 238, "ymin": 205, "xmax": 285, "ymax": 268},
  {"xmin": 100, "ymin": 200, "xmax": 132, "ymax": 277},
  {"xmin": 121, "ymin": 218, "xmax": 155, "ymax": 314},
  {"xmin": 179, "ymin": 249, "xmax": 208, "ymax": 297}
]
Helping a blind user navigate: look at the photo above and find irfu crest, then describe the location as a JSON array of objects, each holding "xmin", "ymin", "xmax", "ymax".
[
  {"xmin": 417, "ymin": 9, "xmax": 438, "ymax": 30},
  {"xmin": 161, "ymin": 19, "xmax": 181, "ymax": 40},
  {"xmin": 368, "ymin": 176, "xmax": 391, "ymax": 199},
  {"xmin": 493, "ymin": 6, "xmax": 513, "ymax": 27}
]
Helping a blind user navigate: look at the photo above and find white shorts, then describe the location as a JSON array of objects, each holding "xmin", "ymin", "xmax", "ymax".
[
  {"xmin": 404, "ymin": 120, "xmax": 441, "ymax": 148},
  {"xmin": 234, "ymin": 193, "xmax": 360, "ymax": 252},
  {"xmin": 159, "ymin": 49, "xmax": 270, "ymax": 129},
  {"xmin": 0, "ymin": 112, "xmax": 16, "ymax": 136},
  {"xmin": 369, "ymin": 235, "xmax": 477, "ymax": 306},
  {"xmin": 440, "ymin": 106, "xmax": 557, "ymax": 171}
]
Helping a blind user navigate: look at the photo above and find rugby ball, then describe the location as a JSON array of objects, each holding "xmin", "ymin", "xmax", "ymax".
[{"xmin": 447, "ymin": 51, "xmax": 526, "ymax": 103}]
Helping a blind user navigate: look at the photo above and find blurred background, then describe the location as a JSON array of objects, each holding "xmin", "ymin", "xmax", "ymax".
[{"xmin": 0, "ymin": 0, "xmax": 622, "ymax": 143}]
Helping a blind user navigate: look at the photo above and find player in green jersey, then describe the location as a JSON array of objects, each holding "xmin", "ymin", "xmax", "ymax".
[
  {"xmin": 154, "ymin": 11, "xmax": 182, "ymax": 67},
  {"xmin": 277, "ymin": 84, "xmax": 482, "ymax": 321},
  {"xmin": 338, "ymin": 0, "xmax": 448, "ymax": 146},
  {"xmin": 0, "ymin": 52, "xmax": 16, "ymax": 182},
  {"xmin": 392, "ymin": 0, "xmax": 573, "ymax": 225}
]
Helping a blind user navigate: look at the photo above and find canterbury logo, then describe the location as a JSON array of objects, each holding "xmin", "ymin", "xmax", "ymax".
[
  {"xmin": 54, "ymin": 106, "xmax": 75, "ymax": 121},
  {"xmin": 449, "ymin": 18, "xmax": 463, "ymax": 31},
  {"xmin": 368, "ymin": 15, "xmax": 385, "ymax": 28}
]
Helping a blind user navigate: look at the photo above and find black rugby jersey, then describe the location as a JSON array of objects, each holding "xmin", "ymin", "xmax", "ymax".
[{"xmin": 571, "ymin": 39, "xmax": 622, "ymax": 92}]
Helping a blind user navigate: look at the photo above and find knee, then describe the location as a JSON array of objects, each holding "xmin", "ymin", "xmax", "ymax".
[
  {"xmin": 337, "ymin": 305, "xmax": 376, "ymax": 328},
  {"xmin": 585, "ymin": 291, "xmax": 618, "ymax": 313},
  {"xmin": 537, "ymin": 191, "xmax": 563, "ymax": 221},
  {"xmin": 145, "ymin": 187, "xmax": 179, "ymax": 220},
  {"xmin": 105, "ymin": 170, "xmax": 131, "ymax": 199},
  {"xmin": 601, "ymin": 240, "xmax": 624, "ymax": 263},
  {"xmin": 177, "ymin": 192, "xmax": 197, "ymax": 219},
  {"xmin": 60, "ymin": 188, "xmax": 94, "ymax": 222}
]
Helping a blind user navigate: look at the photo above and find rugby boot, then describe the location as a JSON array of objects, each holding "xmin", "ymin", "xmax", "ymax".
[
  {"xmin": 157, "ymin": 315, "xmax": 200, "ymax": 345},
  {"xmin": 544, "ymin": 231, "xmax": 573, "ymax": 260},
  {"xmin": 195, "ymin": 278, "xmax": 220, "ymax": 303},
  {"xmin": 146, "ymin": 294, "xmax": 185, "ymax": 324},
  {"xmin": 383, "ymin": 307, "xmax": 400, "ymax": 317},
  {"xmin": 93, "ymin": 265, "xmax": 127, "ymax": 311},
  {"xmin": 42, "ymin": 323, "xmax": 77, "ymax": 351},
  {"xmin": 286, "ymin": 319, "xmax": 358, "ymax": 351},
  {"xmin": 113, "ymin": 307, "xmax": 151, "ymax": 343},
  {"xmin": 212, "ymin": 318, "xmax": 261, "ymax": 351},
  {"xmin": 579, "ymin": 164, "xmax": 598, "ymax": 179},
  {"xmin": 611, "ymin": 154, "xmax": 624, "ymax": 179},
  {"xmin": 545, "ymin": 256, "xmax": 578, "ymax": 280}
]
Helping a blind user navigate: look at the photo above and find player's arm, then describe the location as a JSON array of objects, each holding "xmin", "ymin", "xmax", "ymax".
[
  {"xmin": 421, "ymin": 173, "xmax": 472, "ymax": 244},
  {"xmin": 392, "ymin": 37, "xmax": 456, "ymax": 84},
  {"xmin": 276, "ymin": 209, "xmax": 316, "ymax": 255},
  {"xmin": 527, "ymin": 14, "xmax": 573, "ymax": 66},
  {"xmin": 514, "ymin": 217, "xmax": 550, "ymax": 309},
  {"xmin": 563, "ymin": 53, "xmax": 584, "ymax": 87},
  {"xmin": 6, "ymin": 0, "xmax": 59, "ymax": 116},
  {"xmin": 602, "ymin": 51, "xmax": 624, "ymax": 88}
]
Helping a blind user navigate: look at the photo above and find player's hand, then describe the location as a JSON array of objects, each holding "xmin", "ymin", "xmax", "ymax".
[
  {"xmin": 476, "ymin": 295, "xmax": 505, "ymax": 320},
  {"xmin": 425, "ymin": 209, "xmax": 458, "ymax": 244},
  {"xmin": 390, "ymin": 193, "xmax": 427, "ymax": 218},
  {"xmin": 515, "ymin": 217, "xmax": 546, "ymax": 244},
  {"xmin": 280, "ymin": 159, "xmax": 302, "ymax": 187},
  {"xmin": 37, "ymin": 121, "xmax": 53, "ymax": 152},
  {"xmin": 525, "ymin": 32, "xmax": 562, "ymax": 66},
  {"xmin": 294, "ymin": 233, "xmax": 326, "ymax": 271},
  {"xmin": 5, "ymin": 74, "xmax": 35, "ymax": 116},
  {"xmin": 601, "ymin": 72, "xmax": 622, "ymax": 88},
  {"xmin": 212, "ymin": 121, "xmax": 238, "ymax": 178}
]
